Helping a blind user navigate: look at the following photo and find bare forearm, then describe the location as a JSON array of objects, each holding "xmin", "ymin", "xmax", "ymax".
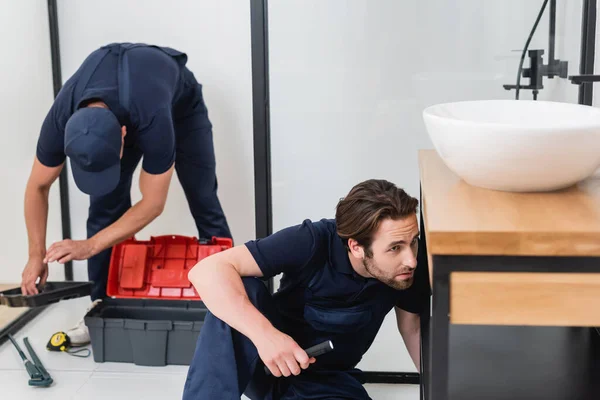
[
  {"xmin": 399, "ymin": 317, "xmax": 421, "ymax": 372},
  {"xmin": 24, "ymin": 184, "xmax": 50, "ymax": 260},
  {"xmin": 89, "ymin": 200, "xmax": 161, "ymax": 255},
  {"xmin": 189, "ymin": 261, "xmax": 275, "ymax": 343}
]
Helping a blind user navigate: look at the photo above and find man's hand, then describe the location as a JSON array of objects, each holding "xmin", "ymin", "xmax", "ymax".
[
  {"xmin": 254, "ymin": 327, "xmax": 316, "ymax": 377},
  {"xmin": 21, "ymin": 257, "xmax": 49, "ymax": 295},
  {"xmin": 43, "ymin": 239, "xmax": 96, "ymax": 264}
]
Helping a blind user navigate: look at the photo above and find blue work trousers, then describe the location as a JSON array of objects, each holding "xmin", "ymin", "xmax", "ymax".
[{"xmin": 181, "ymin": 277, "xmax": 372, "ymax": 400}]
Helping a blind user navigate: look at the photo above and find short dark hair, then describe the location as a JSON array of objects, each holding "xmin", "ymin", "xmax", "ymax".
[{"xmin": 335, "ymin": 179, "xmax": 418, "ymax": 254}]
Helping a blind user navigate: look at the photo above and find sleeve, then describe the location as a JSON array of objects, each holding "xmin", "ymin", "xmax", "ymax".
[
  {"xmin": 36, "ymin": 103, "xmax": 67, "ymax": 167},
  {"xmin": 395, "ymin": 237, "xmax": 431, "ymax": 314},
  {"xmin": 137, "ymin": 107, "xmax": 176, "ymax": 174},
  {"xmin": 244, "ymin": 219, "xmax": 324, "ymax": 280}
]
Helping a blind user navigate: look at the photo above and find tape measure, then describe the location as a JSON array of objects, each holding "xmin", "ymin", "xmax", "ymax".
[
  {"xmin": 47, "ymin": 332, "xmax": 70, "ymax": 352},
  {"xmin": 46, "ymin": 332, "xmax": 90, "ymax": 358}
]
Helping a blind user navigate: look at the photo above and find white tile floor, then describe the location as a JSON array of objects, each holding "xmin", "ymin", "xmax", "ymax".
[{"xmin": 0, "ymin": 297, "xmax": 419, "ymax": 399}]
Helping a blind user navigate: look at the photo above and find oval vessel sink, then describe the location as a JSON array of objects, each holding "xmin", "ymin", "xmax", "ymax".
[{"xmin": 422, "ymin": 100, "xmax": 600, "ymax": 192}]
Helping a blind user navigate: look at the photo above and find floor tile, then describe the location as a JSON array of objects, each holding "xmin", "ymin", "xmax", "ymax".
[
  {"xmin": 365, "ymin": 383, "xmax": 419, "ymax": 399},
  {"xmin": 93, "ymin": 360, "xmax": 190, "ymax": 374},
  {"xmin": 0, "ymin": 370, "xmax": 92, "ymax": 400},
  {"xmin": 241, "ymin": 384, "xmax": 418, "ymax": 399},
  {"xmin": 74, "ymin": 371, "xmax": 187, "ymax": 399}
]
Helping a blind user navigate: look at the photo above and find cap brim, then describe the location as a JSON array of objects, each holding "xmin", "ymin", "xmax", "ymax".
[{"xmin": 70, "ymin": 158, "xmax": 120, "ymax": 197}]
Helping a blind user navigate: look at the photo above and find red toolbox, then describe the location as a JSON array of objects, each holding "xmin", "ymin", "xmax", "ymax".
[{"xmin": 84, "ymin": 235, "xmax": 232, "ymax": 366}]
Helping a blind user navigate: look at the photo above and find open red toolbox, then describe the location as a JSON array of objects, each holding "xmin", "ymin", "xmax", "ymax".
[
  {"xmin": 84, "ymin": 235, "xmax": 233, "ymax": 367},
  {"xmin": 107, "ymin": 235, "xmax": 232, "ymax": 300}
]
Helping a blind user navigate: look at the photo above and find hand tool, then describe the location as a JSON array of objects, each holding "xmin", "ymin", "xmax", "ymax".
[
  {"xmin": 8, "ymin": 334, "xmax": 43, "ymax": 381},
  {"xmin": 264, "ymin": 340, "xmax": 334, "ymax": 376},
  {"xmin": 24, "ymin": 337, "xmax": 53, "ymax": 387},
  {"xmin": 7, "ymin": 334, "xmax": 53, "ymax": 387}
]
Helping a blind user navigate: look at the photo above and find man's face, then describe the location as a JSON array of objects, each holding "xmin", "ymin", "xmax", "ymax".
[{"xmin": 362, "ymin": 215, "xmax": 419, "ymax": 290}]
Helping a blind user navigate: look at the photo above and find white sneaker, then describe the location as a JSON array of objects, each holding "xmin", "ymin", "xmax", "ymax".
[{"xmin": 66, "ymin": 299, "xmax": 102, "ymax": 346}]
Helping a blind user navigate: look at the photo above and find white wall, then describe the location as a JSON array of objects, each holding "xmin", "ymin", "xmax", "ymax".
[
  {"xmin": 267, "ymin": 0, "xmax": 586, "ymax": 373},
  {"xmin": 55, "ymin": 0, "xmax": 256, "ymax": 281},
  {"xmin": 0, "ymin": 1, "xmax": 64, "ymax": 284}
]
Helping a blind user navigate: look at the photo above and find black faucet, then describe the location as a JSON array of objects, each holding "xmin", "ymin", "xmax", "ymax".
[
  {"xmin": 503, "ymin": 0, "xmax": 569, "ymax": 100},
  {"xmin": 503, "ymin": 49, "xmax": 568, "ymax": 99}
]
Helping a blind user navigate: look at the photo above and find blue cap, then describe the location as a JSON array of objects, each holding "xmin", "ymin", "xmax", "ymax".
[{"xmin": 64, "ymin": 107, "xmax": 122, "ymax": 196}]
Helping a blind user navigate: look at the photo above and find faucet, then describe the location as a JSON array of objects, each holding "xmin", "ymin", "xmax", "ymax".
[
  {"xmin": 503, "ymin": 49, "xmax": 568, "ymax": 99},
  {"xmin": 503, "ymin": 0, "xmax": 569, "ymax": 100}
]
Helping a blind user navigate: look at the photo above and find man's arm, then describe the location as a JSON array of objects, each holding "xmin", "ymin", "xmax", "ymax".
[
  {"xmin": 395, "ymin": 306, "xmax": 421, "ymax": 372},
  {"xmin": 44, "ymin": 165, "xmax": 174, "ymax": 264},
  {"xmin": 25, "ymin": 157, "xmax": 63, "ymax": 260},
  {"xmin": 188, "ymin": 245, "xmax": 315, "ymax": 377},
  {"xmin": 186, "ymin": 221, "xmax": 322, "ymax": 377},
  {"xmin": 188, "ymin": 246, "xmax": 275, "ymax": 346},
  {"xmin": 21, "ymin": 157, "xmax": 64, "ymax": 295}
]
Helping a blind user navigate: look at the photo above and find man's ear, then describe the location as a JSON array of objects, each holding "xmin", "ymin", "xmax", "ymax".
[{"xmin": 348, "ymin": 238, "xmax": 364, "ymax": 259}]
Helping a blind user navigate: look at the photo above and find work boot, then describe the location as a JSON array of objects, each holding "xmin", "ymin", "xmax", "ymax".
[{"xmin": 66, "ymin": 299, "xmax": 102, "ymax": 346}]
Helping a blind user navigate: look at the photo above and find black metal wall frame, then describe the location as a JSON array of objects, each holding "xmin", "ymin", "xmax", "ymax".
[
  {"xmin": 250, "ymin": 0, "xmax": 274, "ymax": 294},
  {"xmin": 48, "ymin": 0, "xmax": 74, "ymax": 282},
  {"xmin": 578, "ymin": 0, "xmax": 596, "ymax": 105}
]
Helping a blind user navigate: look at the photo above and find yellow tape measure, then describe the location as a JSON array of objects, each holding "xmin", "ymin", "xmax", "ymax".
[
  {"xmin": 46, "ymin": 331, "xmax": 91, "ymax": 358},
  {"xmin": 47, "ymin": 332, "xmax": 70, "ymax": 352}
]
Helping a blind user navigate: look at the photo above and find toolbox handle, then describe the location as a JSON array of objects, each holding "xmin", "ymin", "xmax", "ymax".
[
  {"xmin": 152, "ymin": 235, "xmax": 192, "ymax": 240},
  {"xmin": 150, "ymin": 235, "xmax": 233, "ymax": 248}
]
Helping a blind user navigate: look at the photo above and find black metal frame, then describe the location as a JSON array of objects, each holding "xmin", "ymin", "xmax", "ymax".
[
  {"xmin": 419, "ymin": 196, "xmax": 432, "ymax": 400},
  {"xmin": 577, "ymin": 0, "xmax": 596, "ymax": 105},
  {"xmin": 250, "ymin": 0, "xmax": 274, "ymax": 294},
  {"xmin": 47, "ymin": 0, "xmax": 74, "ymax": 282}
]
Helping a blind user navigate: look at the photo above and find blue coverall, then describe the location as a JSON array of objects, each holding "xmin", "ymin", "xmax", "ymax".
[
  {"xmin": 36, "ymin": 43, "xmax": 232, "ymax": 300},
  {"xmin": 182, "ymin": 218, "xmax": 429, "ymax": 399}
]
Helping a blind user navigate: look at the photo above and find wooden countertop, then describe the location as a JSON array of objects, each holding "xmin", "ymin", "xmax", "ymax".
[{"xmin": 419, "ymin": 149, "xmax": 600, "ymax": 257}]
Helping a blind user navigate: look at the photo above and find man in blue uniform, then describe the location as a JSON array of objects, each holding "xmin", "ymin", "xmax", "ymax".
[
  {"xmin": 183, "ymin": 179, "xmax": 430, "ymax": 399},
  {"xmin": 20, "ymin": 43, "xmax": 232, "ymax": 344}
]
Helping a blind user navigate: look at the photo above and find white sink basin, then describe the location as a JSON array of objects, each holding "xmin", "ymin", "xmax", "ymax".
[{"xmin": 422, "ymin": 99, "xmax": 600, "ymax": 192}]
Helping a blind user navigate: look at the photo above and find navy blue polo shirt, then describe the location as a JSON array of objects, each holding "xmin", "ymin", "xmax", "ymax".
[
  {"xmin": 36, "ymin": 46, "xmax": 195, "ymax": 175},
  {"xmin": 245, "ymin": 218, "xmax": 430, "ymax": 369}
]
